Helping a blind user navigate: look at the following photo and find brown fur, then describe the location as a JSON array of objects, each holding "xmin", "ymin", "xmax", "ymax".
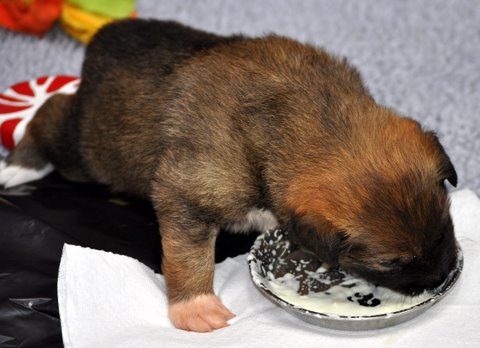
[{"xmin": 3, "ymin": 20, "xmax": 458, "ymax": 330}]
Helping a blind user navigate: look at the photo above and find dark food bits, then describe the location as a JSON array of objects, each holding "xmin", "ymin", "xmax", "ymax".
[
  {"xmin": 274, "ymin": 249, "xmax": 345, "ymax": 296},
  {"xmin": 348, "ymin": 293, "xmax": 381, "ymax": 307},
  {"xmin": 273, "ymin": 245, "xmax": 382, "ymax": 306}
]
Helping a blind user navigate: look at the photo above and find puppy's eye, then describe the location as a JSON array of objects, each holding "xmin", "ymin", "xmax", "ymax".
[{"xmin": 379, "ymin": 258, "xmax": 403, "ymax": 270}]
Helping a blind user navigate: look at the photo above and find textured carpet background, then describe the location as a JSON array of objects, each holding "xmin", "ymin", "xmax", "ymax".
[{"xmin": 1, "ymin": 0, "xmax": 479, "ymax": 194}]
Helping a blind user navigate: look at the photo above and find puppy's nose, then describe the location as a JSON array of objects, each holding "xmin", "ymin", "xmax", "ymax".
[{"xmin": 425, "ymin": 272, "xmax": 447, "ymax": 291}]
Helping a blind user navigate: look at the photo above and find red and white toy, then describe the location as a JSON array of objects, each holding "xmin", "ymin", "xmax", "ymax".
[{"xmin": 0, "ymin": 76, "xmax": 80, "ymax": 158}]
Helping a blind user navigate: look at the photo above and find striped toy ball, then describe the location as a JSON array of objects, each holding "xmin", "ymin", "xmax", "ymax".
[{"xmin": 0, "ymin": 76, "xmax": 80, "ymax": 158}]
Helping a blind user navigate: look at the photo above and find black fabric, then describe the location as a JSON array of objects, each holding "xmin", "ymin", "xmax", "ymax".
[{"xmin": 0, "ymin": 173, "xmax": 257, "ymax": 347}]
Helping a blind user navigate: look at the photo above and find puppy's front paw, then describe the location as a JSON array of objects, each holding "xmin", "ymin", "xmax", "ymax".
[
  {"xmin": 169, "ymin": 294, "xmax": 235, "ymax": 332},
  {"xmin": 0, "ymin": 161, "xmax": 53, "ymax": 188}
]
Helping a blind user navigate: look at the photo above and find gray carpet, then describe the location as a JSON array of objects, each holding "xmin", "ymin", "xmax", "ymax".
[{"xmin": 1, "ymin": 0, "xmax": 479, "ymax": 194}]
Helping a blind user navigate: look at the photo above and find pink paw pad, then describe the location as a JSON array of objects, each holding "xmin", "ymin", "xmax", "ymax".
[{"xmin": 169, "ymin": 294, "xmax": 235, "ymax": 332}]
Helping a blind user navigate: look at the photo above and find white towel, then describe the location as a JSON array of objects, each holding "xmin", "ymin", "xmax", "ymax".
[{"xmin": 58, "ymin": 189, "xmax": 480, "ymax": 347}]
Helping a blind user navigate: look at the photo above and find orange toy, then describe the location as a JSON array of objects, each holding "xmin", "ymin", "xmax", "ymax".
[{"xmin": 0, "ymin": 0, "xmax": 63, "ymax": 36}]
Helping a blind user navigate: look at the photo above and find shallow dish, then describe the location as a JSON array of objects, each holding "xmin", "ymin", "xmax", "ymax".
[{"xmin": 248, "ymin": 228, "xmax": 463, "ymax": 330}]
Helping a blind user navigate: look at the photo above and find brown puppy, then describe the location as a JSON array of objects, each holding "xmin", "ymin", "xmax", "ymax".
[{"xmin": 0, "ymin": 19, "xmax": 458, "ymax": 332}]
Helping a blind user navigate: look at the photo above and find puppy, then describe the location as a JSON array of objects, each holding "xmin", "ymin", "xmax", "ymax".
[{"xmin": 0, "ymin": 19, "xmax": 458, "ymax": 332}]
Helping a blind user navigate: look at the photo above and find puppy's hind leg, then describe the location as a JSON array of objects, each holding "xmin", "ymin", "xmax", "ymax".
[
  {"xmin": 157, "ymin": 204, "xmax": 235, "ymax": 332},
  {"xmin": 0, "ymin": 94, "xmax": 70, "ymax": 188}
]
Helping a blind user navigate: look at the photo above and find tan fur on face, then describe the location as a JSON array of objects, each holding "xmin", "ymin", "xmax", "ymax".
[{"xmin": 284, "ymin": 105, "xmax": 451, "ymax": 266}]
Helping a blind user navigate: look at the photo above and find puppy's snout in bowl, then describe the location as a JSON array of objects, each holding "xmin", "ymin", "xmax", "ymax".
[
  {"xmin": 339, "ymin": 219, "xmax": 458, "ymax": 296},
  {"xmin": 387, "ymin": 256, "xmax": 456, "ymax": 296}
]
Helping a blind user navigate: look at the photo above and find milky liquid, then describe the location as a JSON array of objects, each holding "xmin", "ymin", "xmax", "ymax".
[{"xmin": 265, "ymin": 269, "xmax": 432, "ymax": 317}]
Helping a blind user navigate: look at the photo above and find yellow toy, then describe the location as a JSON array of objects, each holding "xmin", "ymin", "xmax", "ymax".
[
  {"xmin": 0, "ymin": 0, "xmax": 136, "ymax": 43},
  {"xmin": 61, "ymin": 0, "xmax": 136, "ymax": 43}
]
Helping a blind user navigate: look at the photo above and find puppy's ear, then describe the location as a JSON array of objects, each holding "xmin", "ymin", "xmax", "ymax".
[
  {"xmin": 287, "ymin": 213, "xmax": 349, "ymax": 266},
  {"xmin": 426, "ymin": 131, "xmax": 458, "ymax": 187}
]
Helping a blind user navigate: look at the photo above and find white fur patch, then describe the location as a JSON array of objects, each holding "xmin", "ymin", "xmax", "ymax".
[
  {"xmin": 227, "ymin": 208, "xmax": 279, "ymax": 233},
  {"xmin": 0, "ymin": 161, "xmax": 54, "ymax": 188}
]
